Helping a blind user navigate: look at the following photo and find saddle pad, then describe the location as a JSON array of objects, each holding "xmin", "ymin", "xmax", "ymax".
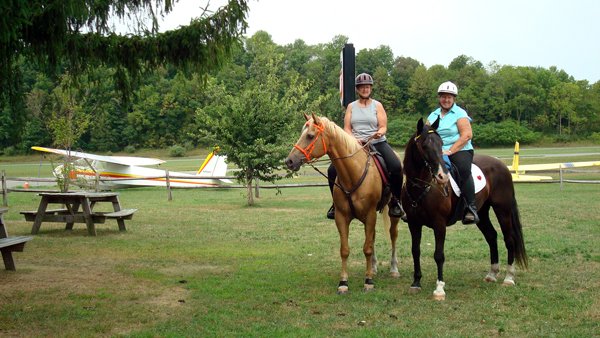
[{"xmin": 450, "ymin": 164, "xmax": 486, "ymax": 197}]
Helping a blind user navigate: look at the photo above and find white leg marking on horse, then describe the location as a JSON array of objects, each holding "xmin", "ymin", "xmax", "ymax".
[
  {"xmin": 503, "ymin": 264, "xmax": 516, "ymax": 286},
  {"xmin": 484, "ymin": 263, "xmax": 500, "ymax": 283},
  {"xmin": 433, "ymin": 280, "xmax": 446, "ymax": 301},
  {"xmin": 390, "ymin": 249, "xmax": 399, "ymax": 278},
  {"xmin": 371, "ymin": 250, "xmax": 378, "ymax": 275}
]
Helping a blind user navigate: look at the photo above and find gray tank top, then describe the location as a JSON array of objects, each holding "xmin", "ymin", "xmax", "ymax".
[{"xmin": 351, "ymin": 99, "xmax": 385, "ymax": 144}]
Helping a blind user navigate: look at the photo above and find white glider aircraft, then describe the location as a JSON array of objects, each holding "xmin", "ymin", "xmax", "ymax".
[
  {"xmin": 32, "ymin": 146, "xmax": 232, "ymax": 189},
  {"xmin": 507, "ymin": 142, "xmax": 600, "ymax": 181}
]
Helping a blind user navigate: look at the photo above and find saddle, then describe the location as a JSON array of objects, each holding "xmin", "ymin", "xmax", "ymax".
[
  {"xmin": 443, "ymin": 155, "xmax": 486, "ymax": 226},
  {"xmin": 368, "ymin": 144, "xmax": 394, "ymax": 212}
]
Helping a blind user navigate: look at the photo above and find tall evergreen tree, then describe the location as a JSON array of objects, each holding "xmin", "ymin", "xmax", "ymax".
[{"xmin": 1, "ymin": 0, "xmax": 250, "ymax": 137}]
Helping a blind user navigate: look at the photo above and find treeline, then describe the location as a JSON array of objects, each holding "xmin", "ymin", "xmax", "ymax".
[{"xmin": 2, "ymin": 31, "xmax": 600, "ymax": 155}]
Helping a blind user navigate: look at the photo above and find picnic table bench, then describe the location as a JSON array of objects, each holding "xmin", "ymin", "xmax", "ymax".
[
  {"xmin": 20, "ymin": 192, "xmax": 136, "ymax": 236},
  {"xmin": 1, "ymin": 208, "xmax": 33, "ymax": 270}
]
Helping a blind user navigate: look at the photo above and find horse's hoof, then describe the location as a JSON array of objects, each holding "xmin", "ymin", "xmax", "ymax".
[
  {"xmin": 390, "ymin": 271, "xmax": 400, "ymax": 278},
  {"xmin": 483, "ymin": 276, "xmax": 497, "ymax": 283},
  {"xmin": 362, "ymin": 284, "xmax": 375, "ymax": 292},
  {"xmin": 409, "ymin": 286, "xmax": 421, "ymax": 294},
  {"xmin": 337, "ymin": 290, "xmax": 349, "ymax": 295},
  {"xmin": 433, "ymin": 292, "xmax": 446, "ymax": 301},
  {"xmin": 502, "ymin": 280, "xmax": 516, "ymax": 286}
]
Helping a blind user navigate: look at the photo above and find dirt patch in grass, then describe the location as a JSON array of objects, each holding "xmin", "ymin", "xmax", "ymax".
[
  {"xmin": 0, "ymin": 261, "xmax": 191, "ymax": 337},
  {"xmin": 158, "ymin": 263, "xmax": 233, "ymax": 277}
]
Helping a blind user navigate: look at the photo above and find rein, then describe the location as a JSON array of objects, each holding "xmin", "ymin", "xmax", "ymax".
[{"xmin": 296, "ymin": 122, "xmax": 376, "ymax": 218}]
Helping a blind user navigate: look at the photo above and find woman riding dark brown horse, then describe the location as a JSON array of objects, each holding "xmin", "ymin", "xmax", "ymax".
[{"xmin": 402, "ymin": 118, "xmax": 528, "ymax": 300}]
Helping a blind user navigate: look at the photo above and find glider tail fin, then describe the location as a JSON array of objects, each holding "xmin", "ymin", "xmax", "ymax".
[{"xmin": 197, "ymin": 152, "xmax": 230, "ymax": 181}]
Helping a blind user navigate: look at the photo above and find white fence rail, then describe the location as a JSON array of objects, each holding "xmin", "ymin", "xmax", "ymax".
[{"xmin": 1, "ymin": 169, "xmax": 329, "ymax": 206}]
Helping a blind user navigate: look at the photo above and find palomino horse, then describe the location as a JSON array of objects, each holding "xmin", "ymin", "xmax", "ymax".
[
  {"xmin": 285, "ymin": 113, "xmax": 401, "ymax": 294},
  {"xmin": 402, "ymin": 118, "xmax": 528, "ymax": 300}
]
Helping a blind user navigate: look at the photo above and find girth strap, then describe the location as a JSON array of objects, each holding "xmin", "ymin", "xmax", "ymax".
[{"xmin": 338, "ymin": 155, "xmax": 370, "ymax": 219}]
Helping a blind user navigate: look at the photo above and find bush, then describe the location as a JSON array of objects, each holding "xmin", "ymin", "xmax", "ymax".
[
  {"xmin": 124, "ymin": 145, "xmax": 135, "ymax": 154},
  {"xmin": 168, "ymin": 145, "xmax": 186, "ymax": 157},
  {"xmin": 386, "ymin": 117, "xmax": 421, "ymax": 148},
  {"xmin": 589, "ymin": 132, "xmax": 600, "ymax": 144},
  {"xmin": 183, "ymin": 141, "xmax": 195, "ymax": 151},
  {"xmin": 106, "ymin": 151, "xmax": 113, "ymax": 156},
  {"xmin": 3, "ymin": 146, "xmax": 16, "ymax": 156},
  {"xmin": 472, "ymin": 120, "xmax": 541, "ymax": 147}
]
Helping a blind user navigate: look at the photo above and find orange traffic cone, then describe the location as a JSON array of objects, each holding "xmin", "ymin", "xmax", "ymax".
[{"xmin": 25, "ymin": 181, "xmax": 29, "ymax": 189}]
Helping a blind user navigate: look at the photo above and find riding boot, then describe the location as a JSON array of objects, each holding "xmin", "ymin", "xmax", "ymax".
[
  {"xmin": 388, "ymin": 174, "xmax": 407, "ymax": 221},
  {"xmin": 461, "ymin": 175, "xmax": 479, "ymax": 224},
  {"xmin": 327, "ymin": 204, "xmax": 335, "ymax": 219},
  {"xmin": 463, "ymin": 202, "xmax": 479, "ymax": 224},
  {"xmin": 388, "ymin": 197, "xmax": 405, "ymax": 219}
]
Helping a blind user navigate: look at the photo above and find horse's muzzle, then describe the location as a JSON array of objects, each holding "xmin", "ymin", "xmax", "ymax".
[
  {"xmin": 285, "ymin": 156, "xmax": 303, "ymax": 171},
  {"xmin": 436, "ymin": 172, "xmax": 450, "ymax": 184}
]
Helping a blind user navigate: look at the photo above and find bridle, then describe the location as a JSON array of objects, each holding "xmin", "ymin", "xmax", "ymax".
[
  {"xmin": 405, "ymin": 129, "xmax": 449, "ymax": 207},
  {"xmin": 292, "ymin": 120, "xmax": 374, "ymax": 218},
  {"xmin": 293, "ymin": 122, "xmax": 327, "ymax": 163}
]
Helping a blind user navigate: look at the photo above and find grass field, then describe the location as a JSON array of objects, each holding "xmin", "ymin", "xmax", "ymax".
[{"xmin": 1, "ymin": 146, "xmax": 600, "ymax": 337}]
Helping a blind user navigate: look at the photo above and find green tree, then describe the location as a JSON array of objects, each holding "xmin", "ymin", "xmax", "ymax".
[
  {"xmin": 391, "ymin": 56, "xmax": 422, "ymax": 111},
  {"xmin": 356, "ymin": 45, "xmax": 395, "ymax": 76},
  {"xmin": 406, "ymin": 65, "xmax": 433, "ymax": 115},
  {"xmin": 549, "ymin": 82, "xmax": 583, "ymax": 137},
  {"xmin": 46, "ymin": 75, "xmax": 96, "ymax": 192},
  {"xmin": 195, "ymin": 58, "xmax": 321, "ymax": 205},
  {"xmin": 373, "ymin": 66, "xmax": 400, "ymax": 114}
]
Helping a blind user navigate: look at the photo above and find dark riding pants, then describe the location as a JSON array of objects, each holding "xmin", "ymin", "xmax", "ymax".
[
  {"xmin": 328, "ymin": 140, "xmax": 403, "ymax": 199},
  {"xmin": 449, "ymin": 149, "xmax": 475, "ymax": 204}
]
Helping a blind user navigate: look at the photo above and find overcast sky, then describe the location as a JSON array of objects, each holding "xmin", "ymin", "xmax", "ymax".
[{"xmin": 157, "ymin": 0, "xmax": 600, "ymax": 83}]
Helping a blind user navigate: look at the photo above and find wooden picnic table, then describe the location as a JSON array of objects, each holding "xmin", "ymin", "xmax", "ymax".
[
  {"xmin": 21, "ymin": 192, "xmax": 136, "ymax": 236},
  {"xmin": 1, "ymin": 208, "xmax": 32, "ymax": 270}
]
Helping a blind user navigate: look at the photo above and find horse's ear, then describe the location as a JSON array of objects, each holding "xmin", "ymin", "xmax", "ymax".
[
  {"xmin": 417, "ymin": 118, "xmax": 424, "ymax": 136},
  {"xmin": 431, "ymin": 117, "xmax": 440, "ymax": 130},
  {"xmin": 303, "ymin": 112, "xmax": 310, "ymax": 121},
  {"xmin": 311, "ymin": 112, "xmax": 322, "ymax": 126}
]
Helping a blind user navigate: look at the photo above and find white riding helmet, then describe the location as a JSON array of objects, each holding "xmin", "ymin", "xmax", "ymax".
[{"xmin": 437, "ymin": 81, "xmax": 458, "ymax": 96}]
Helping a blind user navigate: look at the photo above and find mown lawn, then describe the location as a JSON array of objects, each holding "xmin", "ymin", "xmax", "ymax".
[{"xmin": 1, "ymin": 174, "xmax": 599, "ymax": 337}]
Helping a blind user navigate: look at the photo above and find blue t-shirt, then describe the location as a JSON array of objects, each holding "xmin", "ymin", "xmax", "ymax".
[{"xmin": 427, "ymin": 104, "xmax": 473, "ymax": 152}]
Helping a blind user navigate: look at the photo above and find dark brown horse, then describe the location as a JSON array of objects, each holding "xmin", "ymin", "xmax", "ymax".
[
  {"xmin": 402, "ymin": 118, "xmax": 528, "ymax": 300},
  {"xmin": 285, "ymin": 113, "xmax": 401, "ymax": 294}
]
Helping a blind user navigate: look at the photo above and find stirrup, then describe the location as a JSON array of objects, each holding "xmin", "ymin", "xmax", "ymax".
[
  {"xmin": 327, "ymin": 204, "xmax": 335, "ymax": 219},
  {"xmin": 462, "ymin": 204, "xmax": 479, "ymax": 224},
  {"xmin": 388, "ymin": 201, "xmax": 405, "ymax": 218}
]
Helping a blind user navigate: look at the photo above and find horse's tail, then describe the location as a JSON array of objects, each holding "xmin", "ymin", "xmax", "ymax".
[{"xmin": 510, "ymin": 195, "xmax": 529, "ymax": 269}]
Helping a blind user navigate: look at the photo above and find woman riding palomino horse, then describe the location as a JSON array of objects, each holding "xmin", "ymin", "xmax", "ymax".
[
  {"xmin": 402, "ymin": 118, "xmax": 528, "ymax": 300},
  {"xmin": 427, "ymin": 81, "xmax": 478, "ymax": 224},
  {"xmin": 285, "ymin": 112, "xmax": 402, "ymax": 295},
  {"xmin": 326, "ymin": 73, "xmax": 404, "ymax": 220}
]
